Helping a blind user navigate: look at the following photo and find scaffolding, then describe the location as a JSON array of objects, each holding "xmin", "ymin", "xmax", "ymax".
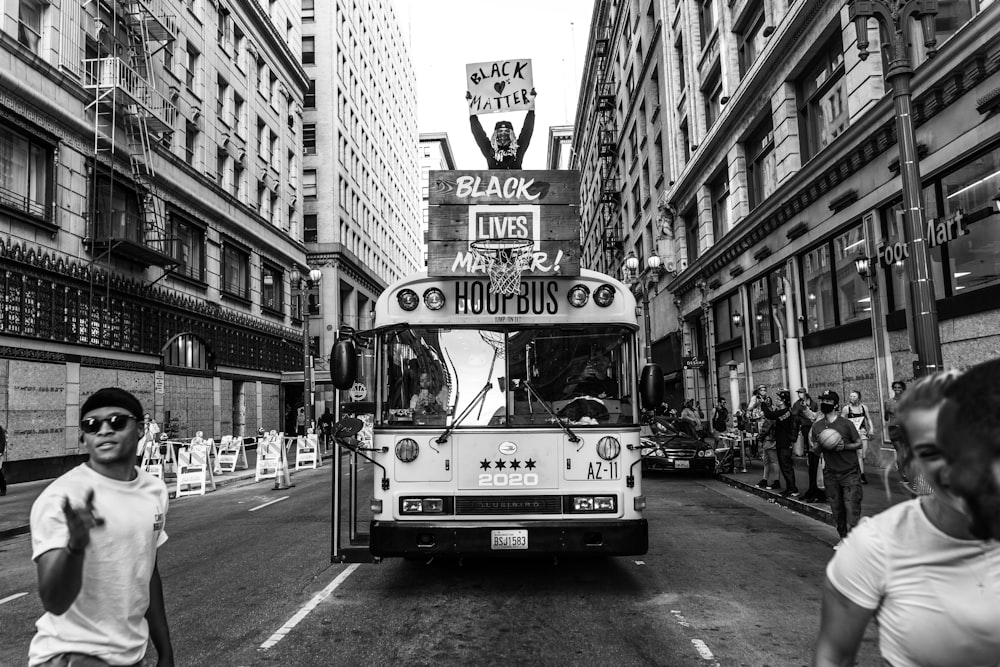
[{"xmin": 82, "ymin": 0, "xmax": 179, "ymax": 295}]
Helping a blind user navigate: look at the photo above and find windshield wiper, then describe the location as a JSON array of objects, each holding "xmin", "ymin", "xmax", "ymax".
[
  {"xmin": 435, "ymin": 381, "xmax": 492, "ymax": 444},
  {"xmin": 523, "ymin": 381, "xmax": 580, "ymax": 443}
]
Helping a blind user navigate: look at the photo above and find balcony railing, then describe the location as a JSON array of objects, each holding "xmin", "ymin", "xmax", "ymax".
[
  {"xmin": 0, "ymin": 183, "xmax": 50, "ymax": 221},
  {"xmin": 83, "ymin": 57, "xmax": 177, "ymax": 134}
]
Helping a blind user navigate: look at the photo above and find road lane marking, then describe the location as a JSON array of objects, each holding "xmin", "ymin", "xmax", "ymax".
[
  {"xmin": 0, "ymin": 592, "xmax": 28, "ymax": 606},
  {"xmin": 691, "ymin": 639, "xmax": 717, "ymax": 662},
  {"xmin": 248, "ymin": 496, "xmax": 289, "ymax": 512},
  {"xmin": 259, "ymin": 563, "xmax": 360, "ymax": 650}
]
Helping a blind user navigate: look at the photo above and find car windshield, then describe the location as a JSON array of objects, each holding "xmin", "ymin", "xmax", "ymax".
[
  {"xmin": 651, "ymin": 418, "xmax": 699, "ymax": 441},
  {"xmin": 378, "ymin": 326, "xmax": 637, "ymax": 428}
]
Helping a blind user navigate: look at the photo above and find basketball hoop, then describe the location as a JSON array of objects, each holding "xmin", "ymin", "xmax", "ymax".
[{"xmin": 469, "ymin": 238, "xmax": 533, "ymax": 296}]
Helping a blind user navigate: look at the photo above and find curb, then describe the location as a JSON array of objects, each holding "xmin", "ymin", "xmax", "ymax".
[{"xmin": 715, "ymin": 473, "xmax": 834, "ymax": 526}]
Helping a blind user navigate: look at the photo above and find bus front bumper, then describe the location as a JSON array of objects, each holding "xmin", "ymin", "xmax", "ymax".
[{"xmin": 370, "ymin": 519, "xmax": 648, "ymax": 557}]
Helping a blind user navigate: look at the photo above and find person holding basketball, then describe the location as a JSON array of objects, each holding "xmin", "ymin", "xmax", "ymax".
[{"xmin": 809, "ymin": 390, "xmax": 863, "ymax": 543}]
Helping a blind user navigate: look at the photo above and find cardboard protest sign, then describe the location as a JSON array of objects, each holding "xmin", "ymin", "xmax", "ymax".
[{"xmin": 466, "ymin": 58, "xmax": 534, "ymax": 115}]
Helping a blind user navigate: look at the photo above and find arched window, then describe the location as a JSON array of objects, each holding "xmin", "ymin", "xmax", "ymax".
[{"xmin": 162, "ymin": 333, "xmax": 213, "ymax": 370}]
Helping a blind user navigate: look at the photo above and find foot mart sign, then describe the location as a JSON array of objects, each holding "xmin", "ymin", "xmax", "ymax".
[{"xmin": 426, "ymin": 170, "xmax": 581, "ymax": 278}]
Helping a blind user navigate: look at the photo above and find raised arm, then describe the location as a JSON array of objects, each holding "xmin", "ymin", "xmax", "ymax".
[
  {"xmin": 517, "ymin": 109, "xmax": 535, "ymax": 160},
  {"xmin": 469, "ymin": 114, "xmax": 492, "ymax": 160}
]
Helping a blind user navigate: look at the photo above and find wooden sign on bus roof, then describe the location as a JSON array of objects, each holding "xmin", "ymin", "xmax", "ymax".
[{"xmin": 427, "ymin": 170, "xmax": 581, "ymax": 278}]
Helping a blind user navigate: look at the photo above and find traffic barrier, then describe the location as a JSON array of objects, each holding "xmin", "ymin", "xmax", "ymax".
[
  {"xmin": 216, "ymin": 435, "xmax": 248, "ymax": 473},
  {"xmin": 255, "ymin": 431, "xmax": 284, "ymax": 481},
  {"xmin": 176, "ymin": 439, "xmax": 217, "ymax": 497},
  {"xmin": 141, "ymin": 434, "xmax": 176, "ymax": 480},
  {"xmin": 272, "ymin": 445, "xmax": 293, "ymax": 490},
  {"xmin": 295, "ymin": 432, "xmax": 320, "ymax": 470}
]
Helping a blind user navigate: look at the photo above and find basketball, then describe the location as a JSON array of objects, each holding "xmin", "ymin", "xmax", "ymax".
[{"xmin": 817, "ymin": 428, "xmax": 844, "ymax": 450}]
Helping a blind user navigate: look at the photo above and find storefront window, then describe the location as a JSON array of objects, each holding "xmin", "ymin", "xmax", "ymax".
[
  {"xmin": 713, "ymin": 292, "xmax": 741, "ymax": 344},
  {"xmin": 883, "ymin": 201, "xmax": 946, "ymax": 310},
  {"xmin": 833, "ymin": 226, "xmax": 869, "ymax": 324},
  {"xmin": 802, "ymin": 244, "xmax": 835, "ymax": 332},
  {"xmin": 940, "ymin": 146, "xmax": 1000, "ymax": 293},
  {"xmin": 750, "ymin": 275, "xmax": 772, "ymax": 346}
]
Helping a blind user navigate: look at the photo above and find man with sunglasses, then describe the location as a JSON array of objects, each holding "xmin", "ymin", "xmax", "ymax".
[{"xmin": 28, "ymin": 387, "xmax": 174, "ymax": 667}]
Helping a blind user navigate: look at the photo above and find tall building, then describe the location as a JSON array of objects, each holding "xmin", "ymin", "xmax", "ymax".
[
  {"xmin": 546, "ymin": 125, "xmax": 575, "ymax": 169},
  {"xmin": 301, "ymin": 0, "xmax": 421, "ymax": 413},
  {"xmin": 0, "ymin": 0, "xmax": 310, "ymax": 479},
  {"xmin": 419, "ymin": 133, "xmax": 457, "ymax": 268},
  {"xmin": 576, "ymin": 0, "xmax": 1000, "ymax": 444}
]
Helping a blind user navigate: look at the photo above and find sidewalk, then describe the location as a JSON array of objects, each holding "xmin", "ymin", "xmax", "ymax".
[
  {"xmin": 716, "ymin": 448, "xmax": 912, "ymax": 526},
  {"xmin": 0, "ymin": 447, "xmax": 336, "ymax": 542}
]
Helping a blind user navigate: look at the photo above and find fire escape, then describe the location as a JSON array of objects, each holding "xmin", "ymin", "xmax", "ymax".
[
  {"xmin": 83, "ymin": 0, "xmax": 179, "ymax": 280},
  {"xmin": 593, "ymin": 23, "xmax": 622, "ymax": 274}
]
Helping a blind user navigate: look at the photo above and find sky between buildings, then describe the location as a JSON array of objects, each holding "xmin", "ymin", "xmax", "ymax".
[{"xmin": 394, "ymin": 0, "xmax": 595, "ymax": 170}]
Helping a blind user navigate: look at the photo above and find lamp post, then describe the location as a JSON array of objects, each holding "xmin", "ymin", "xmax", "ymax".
[
  {"xmin": 624, "ymin": 251, "xmax": 661, "ymax": 364},
  {"xmin": 849, "ymin": 0, "xmax": 943, "ymax": 377},
  {"xmin": 290, "ymin": 267, "xmax": 323, "ymax": 432}
]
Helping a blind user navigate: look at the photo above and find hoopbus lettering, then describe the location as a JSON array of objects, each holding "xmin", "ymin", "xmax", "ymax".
[{"xmin": 455, "ymin": 281, "xmax": 559, "ymax": 315}]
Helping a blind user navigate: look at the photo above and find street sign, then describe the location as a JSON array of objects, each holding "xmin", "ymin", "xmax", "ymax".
[
  {"xmin": 683, "ymin": 356, "xmax": 707, "ymax": 370},
  {"xmin": 154, "ymin": 370, "xmax": 164, "ymax": 394}
]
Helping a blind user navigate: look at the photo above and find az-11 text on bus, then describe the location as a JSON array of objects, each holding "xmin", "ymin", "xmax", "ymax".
[{"xmin": 329, "ymin": 269, "xmax": 664, "ymax": 562}]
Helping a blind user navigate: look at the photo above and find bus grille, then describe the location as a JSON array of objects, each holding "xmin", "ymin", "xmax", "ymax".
[{"xmin": 456, "ymin": 495, "xmax": 562, "ymax": 515}]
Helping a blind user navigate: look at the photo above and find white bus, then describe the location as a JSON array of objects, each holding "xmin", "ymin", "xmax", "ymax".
[{"xmin": 329, "ymin": 269, "xmax": 664, "ymax": 561}]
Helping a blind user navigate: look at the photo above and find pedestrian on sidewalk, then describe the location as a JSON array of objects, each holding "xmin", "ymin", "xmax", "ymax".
[
  {"xmin": 842, "ymin": 391, "xmax": 873, "ymax": 484},
  {"xmin": 0, "ymin": 419, "xmax": 7, "ymax": 497},
  {"xmin": 813, "ymin": 365, "xmax": 1000, "ymax": 667},
  {"xmin": 711, "ymin": 398, "xmax": 729, "ymax": 435},
  {"xmin": 793, "ymin": 388, "xmax": 824, "ymax": 502},
  {"xmin": 763, "ymin": 390, "xmax": 799, "ymax": 497},
  {"xmin": 810, "ymin": 390, "xmax": 863, "ymax": 542},
  {"xmin": 757, "ymin": 418, "xmax": 780, "ymax": 490},
  {"xmin": 28, "ymin": 387, "xmax": 174, "ymax": 667}
]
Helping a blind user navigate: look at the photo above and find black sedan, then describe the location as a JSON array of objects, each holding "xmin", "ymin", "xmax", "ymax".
[{"xmin": 640, "ymin": 418, "xmax": 717, "ymax": 475}]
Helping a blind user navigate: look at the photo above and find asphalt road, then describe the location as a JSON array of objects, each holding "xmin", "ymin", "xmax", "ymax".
[{"xmin": 0, "ymin": 468, "xmax": 880, "ymax": 666}]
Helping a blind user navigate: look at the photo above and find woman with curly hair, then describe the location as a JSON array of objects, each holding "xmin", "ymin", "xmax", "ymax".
[{"xmin": 813, "ymin": 363, "xmax": 1000, "ymax": 666}]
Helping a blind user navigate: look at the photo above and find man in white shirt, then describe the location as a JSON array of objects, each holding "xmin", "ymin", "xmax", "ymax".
[{"xmin": 29, "ymin": 387, "xmax": 174, "ymax": 666}]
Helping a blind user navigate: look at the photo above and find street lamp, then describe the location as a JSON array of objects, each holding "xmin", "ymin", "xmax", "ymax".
[
  {"xmin": 290, "ymin": 267, "xmax": 323, "ymax": 432},
  {"xmin": 624, "ymin": 251, "xmax": 662, "ymax": 364},
  {"xmin": 849, "ymin": 0, "xmax": 943, "ymax": 377}
]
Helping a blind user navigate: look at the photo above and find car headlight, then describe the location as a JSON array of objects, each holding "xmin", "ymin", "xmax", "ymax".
[
  {"xmin": 395, "ymin": 438, "xmax": 419, "ymax": 462},
  {"xmin": 596, "ymin": 436, "xmax": 621, "ymax": 460}
]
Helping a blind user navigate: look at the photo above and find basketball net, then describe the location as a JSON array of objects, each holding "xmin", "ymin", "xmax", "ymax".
[{"xmin": 469, "ymin": 238, "xmax": 533, "ymax": 296}]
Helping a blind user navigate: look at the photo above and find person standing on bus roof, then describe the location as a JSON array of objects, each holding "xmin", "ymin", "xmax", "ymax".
[{"xmin": 468, "ymin": 89, "xmax": 536, "ymax": 169}]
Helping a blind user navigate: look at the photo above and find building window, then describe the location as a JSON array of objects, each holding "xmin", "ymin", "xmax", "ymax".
[
  {"xmin": 302, "ymin": 35, "xmax": 315, "ymax": 64},
  {"xmin": 305, "ymin": 79, "xmax": 315, "ymax": 108},
  {"xmin": 262, "ymin": 265, "xmax": 283, "ymax": 313},
  {"xmin": 680, "ymin": 120, "xmax": 691, "ymax": 164},
  {"xmin": 675, "ymin": 38, "xmax": 686, "ymax": 92},
  {"xmin": 797, "ymin": 32, "xmax": 847, "ymax": 162},
  {"xmin": 800, "ymin": 224, "xmax": 868, "ymax": 332},
  {"xmin": 908, "ymin": 0, "xmax": 975, "ymax": 70},
  {"xmin": 304, "ymin": 213, "xmax": 318, "ymax": 243},
  {"xmin": 233, "ymin": 163, "xmax": 245, "ymax": 199},
  {"xmin": 0, "ymin": 125, "xmax": 52, "ymax": 221},
  {"xmin": 302, "ymin": 0, "xmax": 315, "ymax": 20},
  {"xmin": 713, "ymin": 292, "xmax": 742, "ymax": 344},
  {"xmin": 746, "ymin": 115, "xmax": 776, "ymax": 209},
  {"xmin": 215, "ymin": 150, "xmax": 227, "ymax": 188},
  {"xmin": 303, "ymin": 123, "xmax": 316, "ymax": 154},
  {"xmin": 709, "ymin": 169, "xmax": 729, "ymax": 241},
  {"xmin": 233, "ymin": 93, "xmax": 245, "ymax": 136},
  {"xmin": 221, "ymin": 243, "xmax": 250, "ymax": 300},
  {"xmin": 698, "ymin": 0, "xmax": 715, "ymax": 46},
  {"xmin": 683, "ymin": 207, "xmax": 698, "ymax": 263},
  {"xmin": 17, "ymin": 0, "xmax": 44, "ymax": 53},
  {"xmin": 737, "ymin": 6, "xmax": 767, "ymax": 77},
  {"xmin": 168, "ymin": 213, "xmax": 205, "ymax": 282},
  {"xmin": 216, "ymin": 74, "xmax": 230, "ymax": 119},
  {"xmin": 184, "ymin": 121, "xmax": 199, "ymax": 166},
  {"xmin": 703, "ymin": 67, "xmax": 723, "ymax": 129},
  {"xmin": 303, "ymin": 169, "xmax": 317, "ymax": 198},
  {"xmin": 185, "ymin": 42, "xmax": 200, "ymax": 92}
]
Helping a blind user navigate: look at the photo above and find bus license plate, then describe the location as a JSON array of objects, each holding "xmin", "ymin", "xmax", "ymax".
[
  {"xmin": 491, "ymin": 530, "xmax": 528, "ymax": 550},
  {"xmin": 675, "ymin": 460, "xmax": 690, "ymax": 469}
]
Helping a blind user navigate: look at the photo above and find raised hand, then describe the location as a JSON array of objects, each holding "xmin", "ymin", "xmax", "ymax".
[{"xmin": 62, "ymin": 489, "xmax": 105, "ymax": 551}]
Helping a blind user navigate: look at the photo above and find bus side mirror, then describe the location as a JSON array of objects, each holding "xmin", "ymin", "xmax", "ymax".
[
  {"xmin": 330, "ymin": 338, "xmax": 358, "ymax": 390},
  {"xmin": 639, "ymin": 363, "xmax": 664, "ymax": 411}
]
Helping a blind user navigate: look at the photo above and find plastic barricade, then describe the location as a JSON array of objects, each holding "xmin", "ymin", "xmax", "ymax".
[
  {"xmin": 216, "ymin": 435, "xmax": 248, "ymax": 473},
  {"xmin": 295, "ymin": 433, "xmax": 320, "ymax": 470},
  {"xmin": 255, "ymin": 432, "xmax": 284, "ymax": 481},
  {"xmin": 176, "ymin": 440, "xmax": 216, "ymax": 497},
  {"xmin": 141, "ymin": 436, "xmax": 176, "ymax": 480}
]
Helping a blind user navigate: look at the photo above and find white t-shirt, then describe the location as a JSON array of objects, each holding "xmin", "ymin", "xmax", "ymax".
[
  {"xmin": 827, "ymin": 498, "xmax": 1000, "ymax": 667},
  {"xmin": 29, "ymin": 464, "xmax": 169, "ymax": 666}
]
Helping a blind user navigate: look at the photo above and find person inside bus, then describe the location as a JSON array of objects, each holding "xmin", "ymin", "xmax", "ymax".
[
  {"xmin": 410, "ymin": 372, "xmax": 445, "ymax": 415},
  {"xmin": 572, "ymin": 350, "xmax": 618, "ymax": 398}
]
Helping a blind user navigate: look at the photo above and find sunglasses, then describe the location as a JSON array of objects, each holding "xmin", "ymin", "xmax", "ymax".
[{"xmin": 80, "ymin": 414, "xmax": 137, "ymax": 434}]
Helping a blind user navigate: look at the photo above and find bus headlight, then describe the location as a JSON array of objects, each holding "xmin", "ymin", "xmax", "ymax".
[
  {"xmin": 397, "ymin": 289, "xmax": 419, "ymax": 311},
  {"xmin": 423, "ymin": 288, "xmax": 445, "ymax": 310},
  {"xmin": 395, "ymin": 438, "xmax": 419, "ymax": 462},
  {"xmin": 596, "ymin": 436, "xmax": 621, "ymax": 460},
  {"xmin": 567, "ymin": 284, "xmax": 590, "ymax": 307},
  {"xmin": 593, "ymin": 284, "xmax": 616, "ymax": 307},
  {"xmin": 401, "ymin": 497, "xmax": 444, "ymax": 514},
  {"xmin": 570, "ymin": 496, "xmax": 617, "ymax": 512}
]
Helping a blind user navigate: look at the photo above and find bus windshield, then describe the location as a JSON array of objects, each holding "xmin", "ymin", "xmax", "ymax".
[{"xmin": 380, "ymin": 325, "xmax": 637, "ymax": 428}]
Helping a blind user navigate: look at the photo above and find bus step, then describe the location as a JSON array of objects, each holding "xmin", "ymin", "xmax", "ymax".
[{"xmin": 334, "ymin": 545, "xmax": 380, "ymax": 564}]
